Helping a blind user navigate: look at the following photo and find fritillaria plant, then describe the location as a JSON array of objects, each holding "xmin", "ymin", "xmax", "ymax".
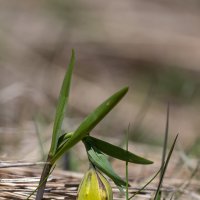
[{"xmin": 34, "ymin": 50, "xmax": 153, "ymax": 200}]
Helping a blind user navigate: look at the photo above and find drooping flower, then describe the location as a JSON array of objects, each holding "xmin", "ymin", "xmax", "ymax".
[{"xmin": 77, "ymin": 166, "xmax": 113, "ymax": 200}]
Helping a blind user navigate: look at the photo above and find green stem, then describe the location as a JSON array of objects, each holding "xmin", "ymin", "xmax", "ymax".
[
  {"xmin": 126, "ymin": 124, "xmax": 130, "ymax": 200},
  {"xmin": 35, "ymin": 156, "xmax": 53, "ymax": 200}
]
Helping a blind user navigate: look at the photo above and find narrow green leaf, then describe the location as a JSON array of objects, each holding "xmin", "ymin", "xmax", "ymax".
[
  {"xmin": 49, "ymin": 49, "xmax": 75, "ymax": 156},
  {"xmin": 155, "ymin": 191, "xmax": 162, "ymax": 200},
  {"xmin": 161, "ymin": 103, "xmax": 170, "ymax": 177},
  {"xmin": 57, "ymin": 132, "xmax": 74, "ymax": 149},
  {"xmin": 84, "ymin": 141, "xmax": 127, "ymax": 188},
  {"xmin": 126, "ymin": 124, "xmax": 130, "ymax": 200},
  {"xmin": 51, "ymin": 87, "xmax": 128, "ymax": 163},
  {"xmin": 154, "ymin": 134, "xmax": 178, "ymax": 200},
  {"xmin": 85, "ymin": 136, "xmax": 153, "ymax": 164},
  {"xmin": 158, "ymin": 103, "xmax": 170, "ymax": 199},
  {"xmin": 128, "ymin": 167, "xmax": 161, "ymax": 199}
]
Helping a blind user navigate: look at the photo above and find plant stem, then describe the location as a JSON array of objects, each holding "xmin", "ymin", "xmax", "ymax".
[
  {"xmin": 36, "ymin": 156, "xmax": 52, "ymax": 200},
  {"xmin": 126, "ymin": 124, "xmax": 130, "ymax": 200}
]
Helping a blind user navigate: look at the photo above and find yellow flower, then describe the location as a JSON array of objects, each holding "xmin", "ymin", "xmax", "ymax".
[{"xmin": 77, "ymin": 167, "xmax": 113, "ymax": 200}]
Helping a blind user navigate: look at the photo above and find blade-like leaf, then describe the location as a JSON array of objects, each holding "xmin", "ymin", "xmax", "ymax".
[
  {"xmin": 84, "ymin": 140, "xmax": 127, "ymax": 188},
  {"xmin": 125, "ymin": 124, "xmax": 130, "ymax": 200},
  {"xmin": 49, "ymin": 49, "xmax": 75, "ymax": 156},
  {"xmin": 154, "ymin": 134, "xmax": 178, "ymax": 200},
  {"xmin": 85, "ymin": 136, "xmax": 153, "ymax": 164},
  {"xmin": 57, "ymin": 132, "xmax": 74, "ymax": 149},
  {"xmin": 161, "ymin": 103, "xmax": 170, "ymax": 177},
  {"xmin": 128, "ymin": 167, "xmax": 161, "ymax": 199},
  {"xmin": 155, "ymin": 191, "xmax": 162, "ymax": 200},
  {"xmin": 51, "ymin": 87, "xmax": 128, "ymax": 163}
]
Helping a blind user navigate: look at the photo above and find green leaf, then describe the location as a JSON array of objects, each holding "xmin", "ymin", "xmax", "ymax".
[
  {"xmin": 155, "ymin": 191, "xmax": 162, "ymax": 200},
  {"xmin": 84, "ymin": 140, "xmax": 127, "ymax": 188},
  {"xmin": 154, "ymin": 134, "xmax": 178, "ymax": 200},
  {"xmin": 125, "ymin": 124, "xmax": 130, "ymax": 200},
  {"xmin": 51, "ymin": 87, "xmax": 128, "ymax": 163},
  {"xmin": 161, "ymin": 103, "xmax": 170, "ymax": 177},
  {"xmin": 57, "ymin": 132, "xmax": 74, "ymax": 149},
  {"xmin": 85, "ymin": 136, "xmax": 153, "ymax": 164},
  {"xmin": 49, "ymin": 49, "xmax": 75, "ymax": 156},
  {"xmin": 128, "ymin": 167, "xmax": 161, "ymax": 199}
]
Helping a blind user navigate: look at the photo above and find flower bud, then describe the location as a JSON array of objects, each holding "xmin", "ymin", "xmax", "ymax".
[{"xmin": 77, "ymin": 167, "xmax": 113, "ymax": 200}]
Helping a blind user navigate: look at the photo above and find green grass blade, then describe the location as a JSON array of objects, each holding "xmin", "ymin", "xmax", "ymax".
[
  {"xmin": 128, "ymin": 167, "xmax": 161, "ymax": 199},
  {"xmin": 155, "ymin": 191, "xmax": 161, "ymax": 200},
  {"xmin": 85, "ymin": 136, "xmax": 153, "ymax": 164},
  {"xmin": 154, "ymin": 134, "xmax": 178, "ymax": 200},
  {"xmin": 126, "ymin": 124, "xmax": 130, "ymax": 200},
  {"xmin": 161, "ymin": 103, "xmax": 170, "ymax": 177},
  {"xmin": 49, "ymin": 49, "xmax": 75, "ymax": 156},
  {"xmin": 84, "ymin": 141, "xmax": 127, "ymax": 188},
  {"xmin": 51, "ymin": 87, "xmax": 128, "ymax": 163},
  {"xmin": 158, "ymin": 103, "xmax": 170, "ymax": 199}
]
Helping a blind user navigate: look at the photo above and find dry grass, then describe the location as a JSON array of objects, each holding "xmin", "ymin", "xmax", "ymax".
[{"xmin": 0, "ymin": 142, "xmax": 199, "ymax": 200}]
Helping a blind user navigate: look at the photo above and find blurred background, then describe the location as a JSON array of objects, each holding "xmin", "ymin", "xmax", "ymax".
[{"xmin": 0, "ymin": 0, "xmax": 200, "ymax": 171}]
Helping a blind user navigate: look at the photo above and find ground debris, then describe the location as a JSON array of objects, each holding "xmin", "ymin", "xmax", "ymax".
[{"xmin": 0, "ymin": 160, "xmax": 199, "ymax": 200}]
